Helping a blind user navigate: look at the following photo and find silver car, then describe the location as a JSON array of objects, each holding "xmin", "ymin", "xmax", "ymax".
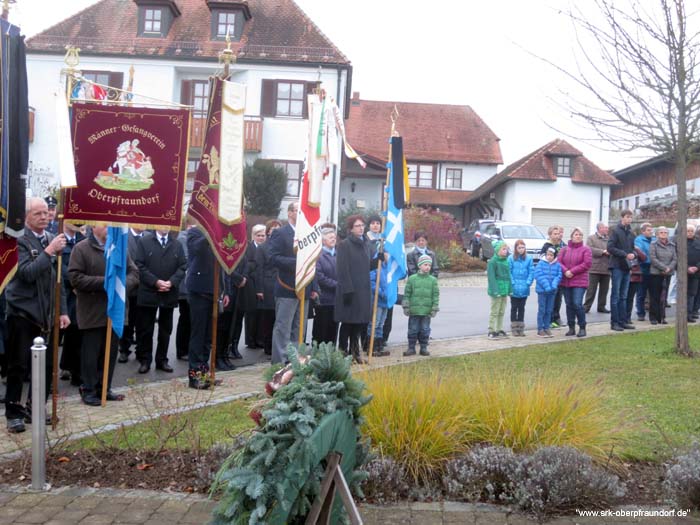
[{"xmin": 480, "ymin": 222, "xmax": 547, "ymax": 262}]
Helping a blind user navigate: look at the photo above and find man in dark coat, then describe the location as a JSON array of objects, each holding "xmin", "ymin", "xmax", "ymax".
[
  {"xmin": 45, "ymin": 196, "xmax": 58, "ymax": 234},
  {"xmin": 269, "ymin": 202, "xmax": 318, "ymax": 364},
  {"xmin": 254, "ymin": 220, "xmax": 281, "ymax": 355},
  {"xmin": 4, "ymin": 198, "xmax": 69, "ymax": 433},
  {"xmin": 134, "ymin": 230, "xmax": 187, "ymax": 373},
  {"xmin": 69, "ymin": 225, "xmax": 139, "ymax": 406},
  {"xmin": 185, "ymin": 226, "xmax": 232, "ymax": 388},
  {"xmin": 334, "ymin": 214, "xmax": 372, "ymax": 364},
  {"xmin": 175, "ymin": 226, "xmax": 192, "ymax": 361},
  {"xmin": 608, "ymin": 210, "xmax": 637, "ymax": 331},
  {"xmin": 118, "ymin": 228, "xmax": 144, "ymax": 362},
  {"xmin": 59, "ymin": 222, "xmax": 85, "ymax": 387}
]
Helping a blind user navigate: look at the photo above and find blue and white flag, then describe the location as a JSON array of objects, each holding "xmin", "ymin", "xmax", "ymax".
[
  {"xmin": 383, "ymin": 161, "xmax": 407, "ymax": 307},
  {"xmin": 104, "ymin": 226, "xmax": 129, "ymax": 337}
]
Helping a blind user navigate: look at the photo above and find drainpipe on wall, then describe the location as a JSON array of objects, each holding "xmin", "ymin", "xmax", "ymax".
[{"xmin": 599, "ymin": 186, "xmax": 604, "ymax": 222}]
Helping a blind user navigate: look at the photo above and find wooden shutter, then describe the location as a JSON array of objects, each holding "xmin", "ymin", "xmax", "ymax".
[
  {"xmin": 180, "ymin": 80, "xmax": 193, "ymax": 105},
  {"xmin": 261, "ymin": 79, "xmax": 276, "ymax": 117},
  {"xmin": 108, "ymin": 72, "xmax": 124, "ymax": 89}
]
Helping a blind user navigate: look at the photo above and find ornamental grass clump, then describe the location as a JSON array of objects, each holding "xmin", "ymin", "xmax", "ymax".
[
  {"xmin": 663, "ymin": 443, "xmax": 700, "ymax": 509},
  {"xmin": 361, "ymin": 364, "xmax": 623, "ymax": 481},
  {"xmin": 358, "ymin": 366, "xmax": 478, "ymax": 484}
]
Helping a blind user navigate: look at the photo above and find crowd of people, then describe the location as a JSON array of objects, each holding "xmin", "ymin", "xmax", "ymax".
[
  {"xmin": 3, "ymin": 197, "xmax": 695, "ymax": 433},
  {"xmin": 0, "ymin": 199, "xmax": 443, "ymax": 432},
  {"xmin": 486, "ymin": 208, "xmax": 687, "ymax": 338}
]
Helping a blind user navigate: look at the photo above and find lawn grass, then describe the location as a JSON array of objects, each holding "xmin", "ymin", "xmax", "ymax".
[
  {"xmin": 71, "ymin": 397, "xmax": 257, "ymax": 452},
  {"xmin": 424, "ymin": 326, "xmax": 700, "ymax": 461}
]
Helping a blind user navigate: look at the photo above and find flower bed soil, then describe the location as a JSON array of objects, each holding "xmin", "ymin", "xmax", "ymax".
[{"xmin": 0, "ymin": 450, "xmax": 666, "ymax": 505}]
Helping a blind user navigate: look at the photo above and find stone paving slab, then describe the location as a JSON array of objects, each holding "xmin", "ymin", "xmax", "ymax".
[
  {"xmin": 0, "ymin": 487, "xmax": 699, "ymax": 524},
  {"xmin": 0, "ymin": 319, "xmax": 669, "ymax": 456}
]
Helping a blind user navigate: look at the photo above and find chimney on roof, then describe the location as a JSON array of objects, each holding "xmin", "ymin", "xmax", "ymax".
[{"xmin": 351, "ymin": 91, "xmax": 360, "ymax": 106}]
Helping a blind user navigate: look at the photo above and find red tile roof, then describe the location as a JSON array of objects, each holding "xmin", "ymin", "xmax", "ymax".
[
  {"xmin": 26, "ymin": 0, "xmax": 349, "ymax": 65},
  {"xmin": 410, "ymin": 188, "xmax": 473, "ymax": 207},
  {"xmin": 464, "ymin": 139, "xmax": 620, "ymax": 204},
  {"xmin": 345, "ymin": 96, "xmax": 503, "ymax": 165}
]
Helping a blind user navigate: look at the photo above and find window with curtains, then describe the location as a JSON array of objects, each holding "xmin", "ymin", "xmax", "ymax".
[
  {"xmin": 274, "ymin": 160, "xmax": 304, "ymax": 197},
  {"xmin": 407, "ymin": 163, "xmax": 436, "ymax": 188},
  {"xmin": 445, "ymin": 168, "xmax": 463, "ymax": 189},
  {"xmin": 82, "ymin": 70, "xmax": 124, "ymax": 89}
]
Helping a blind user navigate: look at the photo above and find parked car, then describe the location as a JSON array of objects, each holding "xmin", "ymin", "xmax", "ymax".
[
  {"xmin": 461, "ymin": 218, "xmax": 495, "ymax": 257},
  {"xmin": 480, "ymin": 221, "xmax": 547, "ymax": 262}
]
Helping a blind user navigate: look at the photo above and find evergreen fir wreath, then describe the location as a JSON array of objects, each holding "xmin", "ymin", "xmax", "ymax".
[{"xmin": 211, "ymin": 342, "xmax": 372, "ymax": 525}]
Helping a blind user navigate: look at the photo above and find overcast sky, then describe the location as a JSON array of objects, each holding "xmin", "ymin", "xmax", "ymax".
[{"xmin": 11, "ymin": 0, "xmax": 665, "ymax": 171}]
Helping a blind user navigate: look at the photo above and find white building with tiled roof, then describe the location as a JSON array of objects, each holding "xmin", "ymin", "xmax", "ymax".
[{"xmin": 26, "ymin": 0, "xmax": 352, "ymax": 221}]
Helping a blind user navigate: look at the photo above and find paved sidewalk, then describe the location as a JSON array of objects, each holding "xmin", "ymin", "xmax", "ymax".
[
  {"xmin": 0, "ymin": 486, "xmax": 698, "ymax": 524},
  {"xmin": 0, "ymin": 320, "xmax": 668, "ymax": 456}
]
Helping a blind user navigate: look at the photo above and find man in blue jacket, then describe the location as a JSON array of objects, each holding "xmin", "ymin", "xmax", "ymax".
[{"xmin": 634, "ymin": 223, "xmax": 654, "ymax": 321}]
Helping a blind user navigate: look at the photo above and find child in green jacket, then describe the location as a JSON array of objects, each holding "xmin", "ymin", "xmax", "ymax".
[
  {"xmin": 487, "ymin": 241, "xmax": 512, "ymax": 338},
  {"xmin": 402, "ymin": 254, "xmax": 439, "ymax": 356}
]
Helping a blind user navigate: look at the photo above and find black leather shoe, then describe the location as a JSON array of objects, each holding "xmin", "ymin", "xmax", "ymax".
[
  {"xmin": 117, "ymin": 353, "xmax": 129, "ymax": 363},
  {"xmin": 231, "ymin": 347, "xmax": 243, "ymax": 359},
  {"xmin": 215, "ymin": 359, "xmax": 234, "ymax": 372},
  {"xmin": 622, "ymin": 323, "xmax": 636, "ymax": 329},
  {"xmin": 598, "ymin": 308, "xmax": 611, "ymax": 314},
  {"xmin": 223, "ymin": 357, "xmax": 237, "ymax": 370},
  {"xmin": 82, "ymin": 393, "xmax": 101, "ymax": 406},
  {"xmin": 611, "ymin": 324, "xmax": 624, "ymax": 332},
  {"xmin": 577, "ymin": 328, "xmax": 587, "ymax": 337},
  {"xmin": 565, "ymin": 327, "xmax": 576, "ymax": 336},
  {"xmin": 156, "ymin": 363, "xmax": 174, "ymax": 373},
  {"xmin": 188, "ymin": 377, "xmax": 210, "ymax": 390},
  {"xmin": 138, "ymin": 363, "xmax": 150, "ymax": 374},
  {"xmin": 7, "ymin": 418, "xmax": 25, "ymax": 433}
]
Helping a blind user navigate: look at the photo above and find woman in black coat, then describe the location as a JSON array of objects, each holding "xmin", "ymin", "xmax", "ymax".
[
  {"xmin": 334, "ymin": 214, "xmax": 372, "ymax": 364},
  {"xmin": 255, "ymin": 220, "xmax": 281, "ymax": 355}
]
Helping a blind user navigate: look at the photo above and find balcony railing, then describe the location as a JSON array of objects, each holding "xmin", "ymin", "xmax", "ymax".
[{"xmin": 189, "ymin": 116, "xmax": 263, "ymax": 152}]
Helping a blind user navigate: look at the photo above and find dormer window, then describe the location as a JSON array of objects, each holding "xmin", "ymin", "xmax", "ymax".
[
  {"xmin": 144, "ymin": 8, "xmax": 162, "ymax": 34},
  {"xmin": 134, "ymin": 0, "xmax": 180, "ymax": 37},
  {"xmin": 206, "ymin": 0, "xmax": 251, "ymax": 41},
  {"xmin": 555, "ymin": 156, "xmax": 572, "ymax": 177}
]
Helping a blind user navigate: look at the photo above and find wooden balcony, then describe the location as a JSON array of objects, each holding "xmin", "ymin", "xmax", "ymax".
[{"xmin": 189, "ymin": 116, "xmax": 263, "ymax": 152}]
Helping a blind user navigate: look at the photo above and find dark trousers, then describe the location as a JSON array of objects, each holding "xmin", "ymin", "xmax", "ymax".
[
  {"xmin": 584, "ymin": 273, "xmax": 610, "ymax": 312},
  {"xmin": 636, "ymin": 273, "xmax": 651, "ymax": 317},
  {"xmin": 136, "ymin": 306, "xmax": 174, "ymax": 366},
  {"xmin": 188, "ymin": 293, "xmax": 212, "ymax": 371},
  {"xmin": 610, "ymin": 268, "xmax": 631, "ymax": 327},
  {"xmin": 80, "ymin": 327, "xmax": 118, "ymax": 395},
  {"xmin": 216, "ymin": 309, "xmax": 234, "ymax": 357},
  {"xmin": 258, "ymin": 309, "xmax": 275, "ymax": 355},
  {"xmin": 551, "ymin": 286, "xmax": 564, "ymax": 324},
  {"xmin": 119, "ymin": 296, "xmax": 139, "ymax": 355},
  {"xmin": 244, "ymin": 310, "xmax": 262, "ymax": 347},
  {"xmin": 338, "ymin": 323, "xmax": 364, "ymax": 354},
  {"xmin": 688, "ymin": 274, "xmax": 700, "ymax": 321},
  {"xmin": 408, "ymin": 315, "xmax": 431, "ymax": 345},
  {"xmin": 510, "ymin": 297, "xmax": 527, "ymax": 322},
  {"xmin": 175, "ymin": 299, "xmax": 190, "ymax": 359},
  {"xmin": 59, "ymin": 324, "xmax": 82, "ymax": 382},
  {"xmin": 312, "ymin": 305, "xmax": 338, "ymax": 345},
  {"xmin": 382, "ymin": 306, "xmax": 394, "ymax": 343},
  {"xmin": 231, "ymin": 310, "xmax": 244, "ymax": 348},
  {"xmin": 563, "ymin": 287, "xmax": 587, "ymax": 328},
  {"xmin": 648, "ymin": 274, "xmax": 670, "ymax": 322},
  {"xmin": 626, "ymin": 281, "xmax": 640, "ymax": 324},
  {"xmin": 5, "ymin": 316, "xmax": 52, "ymax": 420}
]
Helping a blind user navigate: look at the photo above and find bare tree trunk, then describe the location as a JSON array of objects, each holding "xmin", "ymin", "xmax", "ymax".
[{"xmin": 675, "ymin": 156, "xmax": 690, "ymax": 355}]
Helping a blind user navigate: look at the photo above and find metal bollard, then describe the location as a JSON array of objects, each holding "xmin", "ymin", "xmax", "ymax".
[{"xmin": 31, "ymin": 336, "xmax": 46, "ymax": 491}]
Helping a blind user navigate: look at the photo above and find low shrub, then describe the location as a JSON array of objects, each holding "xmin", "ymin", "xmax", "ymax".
[
  {"xmin": 663, "ymin": 443, "xmax": 700, "ymax": 509},
  {"xmin": 442, "ymin": 445, "xmax": 518, "ymax": 503},
  {"xmin": 513, "ymin": 446, "xmax": 626, "ymax": 519},
  {"xmin": 403, "ymin": 207, "xmax": 461, "ymax": 251},
  {"xmin": 433, "ymin": 241, "xmax": 487, "ymax": 272},
  {"xmin": 359, "ymin": 456, "xmax": 410, "ymax": 503}
]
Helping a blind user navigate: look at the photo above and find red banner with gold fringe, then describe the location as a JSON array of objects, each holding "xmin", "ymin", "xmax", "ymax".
[
  {"xmin": 188, "ymin": 78, "xmax": 247, "ymax": 274},
  {"xmin": 63, "ymin": 103, "xmax": 190, "ymax": 229}
]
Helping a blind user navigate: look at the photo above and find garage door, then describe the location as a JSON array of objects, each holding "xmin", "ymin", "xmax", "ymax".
[{"xmin": 531, "ymin": 208, "xmax": 591, "ymax": 239}]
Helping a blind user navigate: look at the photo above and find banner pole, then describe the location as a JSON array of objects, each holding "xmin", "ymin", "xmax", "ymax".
[
  {"xmin": 210, "ymin": 262, "xmax": 221, "ymax": 383},
  {"xmin": 101, "ymin": 318, "xmax": 112, "ymax": 407},
  {"xmin": 369, "ymin": 109, "xmax": 398, "ymax": 363},
  {"xmin": 298, "ymin": 288, "xmax": 305, "ymax": 347}
]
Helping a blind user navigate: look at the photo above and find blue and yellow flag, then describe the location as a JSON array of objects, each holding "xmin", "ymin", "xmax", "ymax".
[
  {"xmin": 384, "ymin": 140, "xmax": 408, "ymax": 306},
  {"xmin": 104, "ymin": 226, "xmax": 128, "ymax": 337}
]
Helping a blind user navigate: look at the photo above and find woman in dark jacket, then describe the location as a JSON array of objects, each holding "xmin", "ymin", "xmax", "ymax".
[
  {"xmin": 312, "ymin": 227, "xmax": 339, "ymax": 345},
  {"xmin": 334, "ymin": 214, "xmax": 372, "ymax": 364},
  {"xmin": 255, "ymin": 220, "xmax": 281, "ymax": 355}
]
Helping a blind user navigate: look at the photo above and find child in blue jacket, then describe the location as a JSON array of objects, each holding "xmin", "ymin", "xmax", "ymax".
[
  {"xmin": 534, "ymin": 247, "xmax": 562, "ymax": 337},
  {"xmin": 508, "ymin": 240, "xmax": 534, "ymax": 336}
]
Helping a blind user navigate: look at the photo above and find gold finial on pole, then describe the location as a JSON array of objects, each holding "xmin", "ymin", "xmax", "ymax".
[
  {"xmin": 390, "ymin": 104, "xmax": 400, "ymax": 136},
  {"xmin": 218, "ymin": 29, "xmax": 236, "ymax": 79},
  {"xmin": 1, "ymin": 0, "xmax": 15, "ymax": 21},
  {"xmin": 62, "ymin": 46, "xmax": 81, "ymax": 106}
]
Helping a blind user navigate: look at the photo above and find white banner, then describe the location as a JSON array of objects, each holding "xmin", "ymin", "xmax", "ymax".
[{"xmin": 218, "ymin": 81, "xmax": 246, "ymax": 224}]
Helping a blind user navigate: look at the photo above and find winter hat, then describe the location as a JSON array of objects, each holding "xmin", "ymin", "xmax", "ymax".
[
  {"xmin": 417, "ymin": 254, "xmax": 433, "ymax": 267},
  {"xmin": 547, "ymin": 247, "xmax": 556, "ymax": 255},
  {"xmin": 493, "ymin": 240, "xmax": 507, "ymax": 255}
]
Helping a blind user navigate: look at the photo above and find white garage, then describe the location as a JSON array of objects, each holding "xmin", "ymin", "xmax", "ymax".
[{"xmin": 531, "ymin": 208, "xmax": 592, "ymax": 239}]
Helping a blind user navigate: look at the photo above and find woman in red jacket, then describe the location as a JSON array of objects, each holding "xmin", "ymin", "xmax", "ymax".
[{"xmin": 558, "ymin": 227, "xmax": 593, "ymax": 337}]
